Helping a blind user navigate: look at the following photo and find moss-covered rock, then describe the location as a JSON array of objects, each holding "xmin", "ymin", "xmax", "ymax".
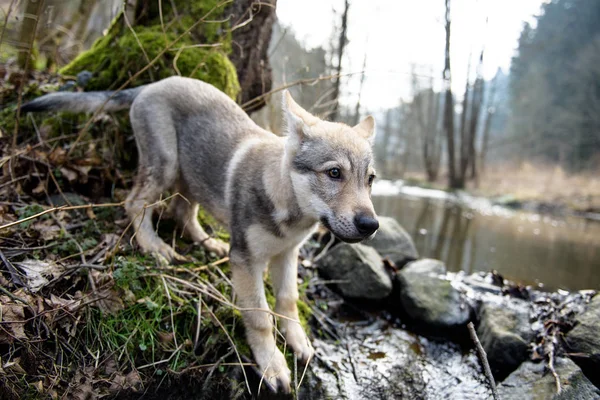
[{"xmin": 59, "ymin": 27, "xmax": 239, "ymax": 98}]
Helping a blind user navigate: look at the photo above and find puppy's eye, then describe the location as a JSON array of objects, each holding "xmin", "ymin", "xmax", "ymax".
[
  {"xmin": 327, "ymin": 168, "xmax": 342, "ymax": 179},
  {"xmin": 368, "ymin": 174, "xmax": 375, "ymax": 186}
]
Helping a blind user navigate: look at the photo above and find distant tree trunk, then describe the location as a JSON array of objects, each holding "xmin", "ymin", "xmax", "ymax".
[
  {"xmin": 17, "ymin": 0, "xmax": 45, "ymax": 69},
  {"xmin": 458, "ymin": 54, "xmax": 472, "ymax": 186},
  {"xmin": 411, "ymin": 67, "xmax": 442, "ymax": 182},
  {"xmin": 443, "ymin": 0, "xmax": 457, "ymax": 188},
  {"xmin": 352, "ymin": 46, "xmax": 368, "ymax": 125},
  {"xmin": 330, "ymin": 0, "xmax": 349, "ymax": 121},
  {"xmin": 465, "ymin": 49, "xmax": 485, "ymax": 181},
  {"xmin": 377, "ymin": 109, "xmax": 393, "ymax": 177},
  {"xmin": 479, "ymin": 74, "xmax": 497, "ymax": 175}
]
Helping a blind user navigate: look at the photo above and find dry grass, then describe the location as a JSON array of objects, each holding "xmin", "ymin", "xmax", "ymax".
[
  {"xmin": 474, "ymin": 162, "xmax": 600, "ymax": 211},
  {"xmin": 398, "ymin": 162, "xmax": 600, "ymax": 212}
]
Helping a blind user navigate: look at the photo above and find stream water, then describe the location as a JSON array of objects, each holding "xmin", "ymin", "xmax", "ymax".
[{"xmin": 372, "ymin": 180, "xmax": 600, "ymax": 291}]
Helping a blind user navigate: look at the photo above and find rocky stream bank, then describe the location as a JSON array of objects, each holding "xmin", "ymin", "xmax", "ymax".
[{"xmin": 303, "ymin": 216, "xmax": 600, "ymax": 399}]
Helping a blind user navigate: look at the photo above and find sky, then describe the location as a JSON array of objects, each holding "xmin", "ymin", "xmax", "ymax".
[{"xmin": 276, "ymin": 0, "xmax": 548, "ymax": 112}]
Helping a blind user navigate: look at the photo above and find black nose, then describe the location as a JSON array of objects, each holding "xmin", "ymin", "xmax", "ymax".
[{"xmin": 354, "ymin": 214, "xmax": 379, "ymax": 235}]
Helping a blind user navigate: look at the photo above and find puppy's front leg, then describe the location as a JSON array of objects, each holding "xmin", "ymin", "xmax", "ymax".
[
  {"xmin": 270, "ymin": 247, "xmax": 314, "ymax": 363},
  {"xmin": 231, "ymin": 258, "xmax": 291, "ymax": 393}
]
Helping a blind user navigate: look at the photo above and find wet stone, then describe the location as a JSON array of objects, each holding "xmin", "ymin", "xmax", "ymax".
[
  {"xmin": 498, "ymin": 357, "xmax": 600, "ymax": 400},
  {"xmin": 396, "ymin": 259, "xmax": 471, "ymax": 327},
  {"xmin": 309, "ymin": 320, "xmax": 492, "ymax": 399},
  {"xmin": 564, "ymin": 294, "xmax": 600, "ymax": 386},
  {"xmin": 317, "ymin": 243, "xmax": 392, "ymax": 300},
  {"xmin": 477, "ymin": 297, "xmax": 535, "ymax": 379},
  {"xmin": 363, "ymin": 216, "xmax": 419, "ymax": 267}
]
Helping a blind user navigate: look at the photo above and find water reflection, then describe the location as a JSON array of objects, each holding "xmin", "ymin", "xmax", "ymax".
[{"xmin": 373, "ymin": 191, "xmax": 600, "ymax": 291}]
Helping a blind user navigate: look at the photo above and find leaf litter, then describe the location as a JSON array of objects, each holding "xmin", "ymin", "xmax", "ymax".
[{"xmin": 0, "ymin": 72, "xmax": 258, "ymax": 400}]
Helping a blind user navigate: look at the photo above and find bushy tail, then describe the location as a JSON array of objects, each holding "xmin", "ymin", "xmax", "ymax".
[{"xmin": 21, "ymin": 86, "xmax": 147, "ymax": 113}]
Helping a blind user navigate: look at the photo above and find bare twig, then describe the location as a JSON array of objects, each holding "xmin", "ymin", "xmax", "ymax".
[
  {"xmin": 467, "ymin": 322, "xmax": 498, "ymax": 400},
  {"xmin": 547, "ymin": 330, "xmax": 562, "ymax": 394},
  {"xmin": 0, "ymin": 202, "xmax": 125, "ymax": 231},
  {"xmin": 241, "ymin": 71, "xmax": 364, "ymax": 111},
  {"xmin": 194, "ymin": 294, "xmax": 202, "ymax": 351},
  {"xmin": 202, "ymin": 298, "xmax": 251, "ymax": 394},
  {"xmin": 161, "ymin": 276, "xmax": 179, "ymax": 349}
]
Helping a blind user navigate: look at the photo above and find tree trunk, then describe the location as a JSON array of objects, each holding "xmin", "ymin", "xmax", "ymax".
[
  {"xmin": 352, "ymin": 45, "xmax": 368, "ymax": 125},
  {"xmin": 479, "ymin": 74, "xmax": 497, "ymax": 175},
  {"xmin": 226, "ymin": 0, "xmax": 277, "ymax": 111},
  {"xmin": 465, "ymin": 49, "xmax": 485, "ymax": 182},
  {"xmin": 443, "ymin": 0, "xmax": 458, "ymax": 188},
  {"xmin": 330, "ymin": 0, "xmax": 349, "ymax": 121},
  {"xmin": 458, "ymin": 55, "xmax": 471, "ymax": 185},
  {"xmin": 17, "ymin": 0, "xmax": 45, "ymax": 69},
  {"xmin": 61, "ymin": 0, "xmax": 275, "ymax": 110}
]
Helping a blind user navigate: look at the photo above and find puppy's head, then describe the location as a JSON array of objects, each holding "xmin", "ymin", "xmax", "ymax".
[{"xmin": 282, "ymin": 91, "xmax": 379, "ymax": 242}]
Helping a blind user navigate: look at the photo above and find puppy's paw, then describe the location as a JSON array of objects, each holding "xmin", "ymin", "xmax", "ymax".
[
  {"xmin": 150, "ymin": 242, "xmax": 189, "ymax": 265},
  {"xmin": 285, "ymin": 322, "xmax": 314, "ymax": 363},
  {"xmin": 254, "ymin": 346, "xmax": 291, "ymax": 393},
  {"xmin": 202, "ymin": 238, "xmax": 230, "ymax": 258}
]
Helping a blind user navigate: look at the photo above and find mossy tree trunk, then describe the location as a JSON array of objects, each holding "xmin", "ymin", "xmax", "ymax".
[{"xmin": 60, "ymin": 0, "xmax": 276, "ymax": 109}]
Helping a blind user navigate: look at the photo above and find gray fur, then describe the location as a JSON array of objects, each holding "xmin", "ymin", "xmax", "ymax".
[
  {"xmin": 21, "ymin": 86, "xmax": 147, "ymax": 113},
  {"xmin": 22, "ymin": 76, "xmax": 379, "ymax": 393}
]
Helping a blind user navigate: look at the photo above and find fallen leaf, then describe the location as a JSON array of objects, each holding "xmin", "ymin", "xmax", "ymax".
[
  {"xmin": 32, "ymin": 219, "xmax": 62, "ymax": 241},
  {"xmin": 60, "ymin": 167, "xmax": 78, "ymax": 183},
  {"xmin": 32, "ymin": 180, "xmax": 47, "ymax": 194},
  {"xmin": 32, "ymin": 380, "xmax": 44, "ymax": 393},
  {"xmin": 3, "ymin": 357, "xmax": 27, "ymax": 374},
  {"xmin": 15, "ymin": 260, "xmax": 63, "ymax": 292},
  {"xmin": 0, "ymin": 302, "xmax": 27, "ymax": 343}
]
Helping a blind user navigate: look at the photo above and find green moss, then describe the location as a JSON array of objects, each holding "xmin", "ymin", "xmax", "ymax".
[
  {"xmin": 197, "ymin": 205, "xmax": 230, "ymax": 241},
  {"xmin": 59, "ymin": 0, "xmax": 239, "ymax": 98},
  {"xmin": 60, "ymin": 27, "xmax": 239, "ymax": 99}
]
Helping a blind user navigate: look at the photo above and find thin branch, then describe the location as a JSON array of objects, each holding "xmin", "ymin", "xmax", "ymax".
[
  {"xmin": 0, "ymin": 202, "xmax": 125, "ymax": 231},
  {"xmin": 241, "ymin": 71, "xmax": 364, "ymax": 111},
  {"xmin": 467, "ymin": 322, "xmax": 498, "ymax": 400}
]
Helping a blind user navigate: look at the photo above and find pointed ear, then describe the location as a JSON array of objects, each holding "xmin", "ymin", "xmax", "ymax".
[
  {"xmin": 282, "ymin": 90, "xmax": 318, "ymax": 147},
  {"xmin": 354, "ymin": 115, "xmax": 376, "ymax": 145}
]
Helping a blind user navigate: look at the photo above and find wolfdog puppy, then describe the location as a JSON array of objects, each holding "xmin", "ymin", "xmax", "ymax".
[{"xmin": 22, "ymin": 76, "xmax": 379, "ymax": 392}]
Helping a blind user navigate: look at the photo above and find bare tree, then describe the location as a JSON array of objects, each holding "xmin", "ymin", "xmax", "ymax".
[
  {"xmin": 443, "ymin": 0, "xmax": 457, "ymax": 188},
  {"xmin": 465, "ymin": 49, "xmax": 486, "ymax": 181},
  {"xmin": 410, "ymin": 68, "xmax": 443, "ymax": 182},
  {"xmin": 352, "ymin": 43, "xmax": 368, "ymax": 125},
  {"xmin": 478, "ymin": 73, "xmax": 498, "ymax": 176},
  {"xmin": 330, "ymin": 0, "xmax": 349, "ymax": 121}
]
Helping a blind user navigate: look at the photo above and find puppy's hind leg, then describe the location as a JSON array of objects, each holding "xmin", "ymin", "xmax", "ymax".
[
  {"xmin": 125, "ymin": 103, "xmax": 186, "ymax": 264},
  {"xmin": 125, "ymin": 171, "xmax": 187, "ymax": 265},
  {"xmin": 169, "ymin": 195, "xmax": 229, "ymax": 258}
]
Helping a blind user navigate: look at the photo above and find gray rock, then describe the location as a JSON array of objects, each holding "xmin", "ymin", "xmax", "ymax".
[
  {"xmin": 564, "ymin": 294, "xmax": 600, "ymax": 385},
  {"xmin": 363, "ymin": 216, "xmax": 418, "ymax": 266},
  {"xmin": 477, "ymin": 298, "xmax": 535, "ymax": 379},
  {"xmin": 396, "ymin": 259, "xmax": 471, "ymax": 327},
  {"xmin": 308, "ymin": 320, "xmax": 493, "ymax": 399},
  {"xmin": 317, "ymin": 243, "xmax": 392, "ymax": 299},
  {"xmin": 498, "ymin": 357, "xmax": 600, "ymax": 400}
]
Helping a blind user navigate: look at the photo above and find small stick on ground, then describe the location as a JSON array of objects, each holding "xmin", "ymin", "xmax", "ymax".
[
  {"xmin": 467, "ymin": 322, "xmax": 498, "ymax": 400},
  {"xmin": 547, "ymin": 331, "xmax": 562, "ymax": 394}
]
